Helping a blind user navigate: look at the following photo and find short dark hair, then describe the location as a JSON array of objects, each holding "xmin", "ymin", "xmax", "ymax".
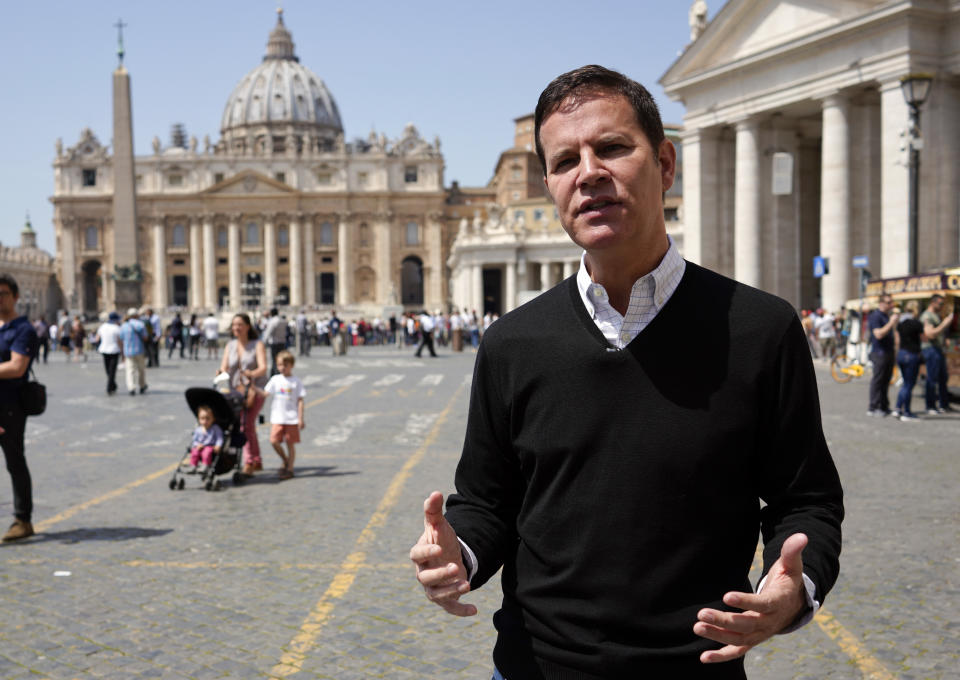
[
  {"xmin": 930, "ymin": 294, "xmax": 944, "ymax": 303},
  {"xmin": 0, "ymin": 273, "xmax": 19, "ymax": 297},
  {"xmin": 534, "ymin": 64, "xmax": 665, "ymax": 172}
]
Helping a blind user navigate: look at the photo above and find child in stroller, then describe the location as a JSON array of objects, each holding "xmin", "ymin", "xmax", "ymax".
[
  {"xmin": 169, "ymin": 387, "xmax": 247, "ymax": 491},
  {"xmin": 185, "ymin": 405, "xmax": 223, "ymax": 475}
]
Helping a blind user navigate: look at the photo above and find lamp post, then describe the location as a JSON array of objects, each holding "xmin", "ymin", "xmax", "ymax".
[{"xmin": 899, "ymin": 73, "xmax": 933, "ymax": 275}]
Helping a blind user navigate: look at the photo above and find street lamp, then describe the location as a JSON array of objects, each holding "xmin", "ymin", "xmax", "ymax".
[{"xmin": 900, "ymin": 73, "xmax": 934, "ymax": 274}]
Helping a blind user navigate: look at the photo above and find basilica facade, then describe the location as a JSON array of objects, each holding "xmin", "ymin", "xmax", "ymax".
[{"xmin": 52, "ymin": 11, "xmax": 449, "ymax": 318}]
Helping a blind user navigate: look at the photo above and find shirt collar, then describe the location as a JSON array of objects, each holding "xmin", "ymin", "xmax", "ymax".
[{"xmin": 576, "ymin": 236, "xmax": 685, "ymax": 318}]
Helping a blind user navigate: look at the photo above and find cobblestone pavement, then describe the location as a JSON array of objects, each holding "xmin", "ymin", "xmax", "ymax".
[{"xmin": 0, "ymin": 345, "xmax": 956, "ymax": 679}]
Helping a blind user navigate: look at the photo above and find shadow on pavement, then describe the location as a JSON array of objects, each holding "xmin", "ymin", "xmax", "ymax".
[
  {"xmin": 17, "ymin": 527, "xmax": 174, "ymax": 545},
  {"xmin": 237, "ymin": 465, "xmax": 359, "ymax": 486}
]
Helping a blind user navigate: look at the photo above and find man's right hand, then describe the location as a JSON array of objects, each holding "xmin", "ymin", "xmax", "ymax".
[{"xmin": 410, "ymin": 491, "xmax": 477, "ymax": 617}]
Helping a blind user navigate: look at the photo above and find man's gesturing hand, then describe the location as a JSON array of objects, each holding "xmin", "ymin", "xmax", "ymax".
[
  {"xmin": 694, "ymin": 533, "xmax": 810, "ymax": 663},
  {"xmin": 410, "ymin": 491, "xmax": 477, "ymax": 617}
]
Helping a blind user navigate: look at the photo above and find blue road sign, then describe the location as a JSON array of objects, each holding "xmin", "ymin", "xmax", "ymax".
[
  {"xmin": 852, "ymin": 255, "xmax": 869, "ymax": 268},
  {"xmin": 813, "ymin": 256, "xmax": 828, "ymax": 278}
]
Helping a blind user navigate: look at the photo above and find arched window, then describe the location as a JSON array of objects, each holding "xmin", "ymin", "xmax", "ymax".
[
  {"xmin": 84, "ymin": 225, "xmax": 98, "ymax": 250},
  {"xmin": 401, "ymin": 256, "xmax": 423, "ymax": 305},
  {"xmin": 320, "ymin": 221, "xmax": 334, "ymax": 246},
  {"xmin": 217, "ymin": 228, "xmax": 228, "ymax": 248},
  {"xmin": 246, "ymin": 221, "xmax": 259, "ymax": 245},
  {"xmin": 405, "ymin": 221, "xmax": 419, "ymax": 247},
  {"xmin": 278, "ymin": 226, "xmax": 289, "ymax": 247},
  {"xmin": 172, "ymin": 223, "xmax": 186, "ymax": 247}
]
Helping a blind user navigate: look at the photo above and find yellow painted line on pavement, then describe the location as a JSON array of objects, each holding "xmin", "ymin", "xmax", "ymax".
[
  {"xmin": 33, "ymin": 462, "xmax": 180, "ymax": 533},
  {"xmin": 38, "ymin": 381, "xmax": 357, "ymax": 532},
  {"xmin": 815, "ymin": 607, "xmax": 897, "ymax": 680},
  {"xmin": 752, "ymin": 543, "xmax": 894, "ymax": 678},
  {"xmin": 121, "ymin": 559, "xmax": 410, "ymax": 570},
  {"xmin": 269, "ymin": 382, "xmax": 466, "ymax": 679}
]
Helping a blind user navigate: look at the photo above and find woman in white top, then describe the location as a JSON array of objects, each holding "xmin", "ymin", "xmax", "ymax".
[{"xmin": 95, "ymin": 311, "xmax": 123, "ymax": 395}]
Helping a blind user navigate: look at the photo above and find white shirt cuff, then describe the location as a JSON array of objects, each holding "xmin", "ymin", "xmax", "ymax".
[
  {"xmin": 756, "ymin": 572, "xmax": 819, "ymax": 634},
  {"xmin": 457, "ymin": 537, "xmax": 478, "ymax": 582}
]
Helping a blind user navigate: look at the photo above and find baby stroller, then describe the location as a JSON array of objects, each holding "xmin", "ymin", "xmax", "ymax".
[{"xmin": 169, "ymin": 387, "xmax": 247, "ymax": 491}]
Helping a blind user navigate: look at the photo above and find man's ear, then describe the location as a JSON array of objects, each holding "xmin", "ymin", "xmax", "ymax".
[
  {"xmin": 542, "ymin": 175, "xmax": 555, "ymax": 203},
  {"xmin": 658, "ymin": 139, "xmax": 677, "ymax": 193}
]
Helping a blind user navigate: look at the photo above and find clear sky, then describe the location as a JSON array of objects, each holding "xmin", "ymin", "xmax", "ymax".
[{"xmin": 0, "ymin": 0, "xmax": 716, "ymax": 253}]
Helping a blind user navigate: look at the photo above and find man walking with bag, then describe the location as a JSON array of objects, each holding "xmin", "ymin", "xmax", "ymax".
[{"xmin": 0, "ymin": 274, "xmax": 39, "ymax": 542}]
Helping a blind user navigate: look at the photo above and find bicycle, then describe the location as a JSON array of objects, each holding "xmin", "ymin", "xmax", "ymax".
[{"xmin": 830, "ymin": 352, "xmax": 900, "ymax": 385}]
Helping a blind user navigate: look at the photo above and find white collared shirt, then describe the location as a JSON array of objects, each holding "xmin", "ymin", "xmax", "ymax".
[{"xmin": 575, "ymin": 236, "xmax": 686, "ymax": 348}]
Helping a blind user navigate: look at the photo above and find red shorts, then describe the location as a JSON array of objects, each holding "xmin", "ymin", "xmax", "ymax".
[{"xmin": 270, "ymin": 423, "xmax": 300, "ymax": 444}]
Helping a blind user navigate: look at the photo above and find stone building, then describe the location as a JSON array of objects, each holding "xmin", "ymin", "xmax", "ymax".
[
  {"xmin": 51, "ymin": 10, "xmax": 448, "ymax": 318},
  {"xmin": 662, "ymin": 0, "xmax": 960, "ymax": 312},
  {"xmin": 447, "ymin": 115, "xmax": 685, "ymax": 315},
  {"xmin": 0, "ymin": 216, "xmax": 60, "ymax": 320}
]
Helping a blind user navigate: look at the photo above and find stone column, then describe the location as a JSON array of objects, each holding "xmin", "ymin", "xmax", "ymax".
[
  {"xmin": 678, "ymin": 129, "xmax": 722, "ymax": 270},
  {"xmin": 228, "ymin": 214, "xmax": 241, "ymax": 309},
  {"xmin": 303, "ymin": 214, "xmax": 316, "ymax": 306},
  {"xmin": 61, "ymin": 216, "xmax": 77, "ymax": 309},
  {"xmin": 505, "ymin": 260, "xmax": 517, "ymax": 312},
  {"xmin": 264, "ymin": 213, "xmax": 277, "ymax": 305},
  {"xmin": 820, "ymin": 94, "xmax": 852, "ymax": 311},
  {"xmin": 152, "ymin": 221, "xmax": 168, "ymax": 308},
  {"xmin": 202, "ymin": 215, "xmax": 217, "ymax": 309},
  {"xmin": 337, "ymin": 213, "xmax": 353, "ymax": 306},
  {"xmin": 375, "ymin": 212, "xmax": 393, "ymax": 304},
  {"xmin": 290, "ymin": 213, "xmax": 303, "ymax": 307},
  {"xmin": 880, "ymin": 80, "xmax": 911, "ymax": 277},
  {"xmin": 471, "ymin": 263, "xmax": 483, "ymax": 314},
  {"xmin": 189, "ymin": 217, "xmax": 203, "ymax": 309},
  {"xmin": 426, "ymin": 212, "xmax": 444, "ymax": 309},
  {"xmin": 563, "ymin": 260, "xmax": 577, "ymax": 279},
  {"xmin": 539, "ymin": 261, "xmax": 552, "ymax": 290},
  {"xmin": 734, "ymin": 119, "xmax": 762, "ymax": 288}
]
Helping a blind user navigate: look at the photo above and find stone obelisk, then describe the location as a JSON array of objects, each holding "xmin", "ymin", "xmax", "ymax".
[{"xmin": 112, "ymin": 19, "xmax": 142, "ymax": 308}]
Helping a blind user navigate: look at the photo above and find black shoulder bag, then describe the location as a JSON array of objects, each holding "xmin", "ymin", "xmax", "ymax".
[{"xmin": 20, "ymin": 363, "xmax": 46, "ymax": 417}]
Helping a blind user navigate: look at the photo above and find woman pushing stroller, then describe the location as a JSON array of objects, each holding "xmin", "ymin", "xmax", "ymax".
[{"xmin": 217, "ymin": 313, "xmax": 267, "ymax": 476}]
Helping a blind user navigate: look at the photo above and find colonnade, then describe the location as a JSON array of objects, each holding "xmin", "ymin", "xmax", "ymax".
[
  {"xmin": 143, "ymin": 211, "xmax": 445, "ymax": 311},
  {"xmin": 455, "ymin": 255, "xmax": 578, "ymax": 315},
  {"xmin": 681, "ymin": 82, "xmax": 920, "ymax": 312}
]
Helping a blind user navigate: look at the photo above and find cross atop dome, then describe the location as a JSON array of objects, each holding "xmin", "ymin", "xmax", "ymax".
[{"xmin": 264, "ymin": 7, "xmax": 297, "ymax": 62}]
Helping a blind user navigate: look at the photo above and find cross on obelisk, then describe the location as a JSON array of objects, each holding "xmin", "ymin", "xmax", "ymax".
[{"xmin": 114, "ymin": 18, "xmax": 127, "ymax": 66}]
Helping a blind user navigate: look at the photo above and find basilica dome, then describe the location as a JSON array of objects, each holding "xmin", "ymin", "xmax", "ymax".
[{"xmin": 220, "ymin": 10, "xmax": 342, "ymax": 151}]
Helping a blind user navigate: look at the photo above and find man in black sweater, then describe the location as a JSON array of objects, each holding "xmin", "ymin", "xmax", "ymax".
[{"xmin": 411, "ymin": 65, "xmax": 843, "ymax": 679}]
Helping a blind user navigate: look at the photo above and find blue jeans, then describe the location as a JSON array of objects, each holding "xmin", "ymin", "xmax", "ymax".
[
  {"xmin": 896, "ymin": 349, "xmax": 921, "ymax": 414},
  {"xmin": 921, "ymin": 346, "xmax": 950, "ymax": 410}
]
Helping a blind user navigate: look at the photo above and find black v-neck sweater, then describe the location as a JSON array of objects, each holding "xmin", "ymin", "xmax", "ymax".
[{"xmin": 446, "ymin": 263, "xmax": 844, "ymax": 679}]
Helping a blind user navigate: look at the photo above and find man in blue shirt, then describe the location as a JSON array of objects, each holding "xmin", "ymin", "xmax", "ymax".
[
  {"xmin": 120, "ymin": 308, "xmax": 148, "ymax": 396},
  {"xmin": 867, "ymin": 295, "xmax": 899, "ymax": 416},
  {"xmin": 0, "ymin": 274, "xmax": 39, "ymax": 541}
]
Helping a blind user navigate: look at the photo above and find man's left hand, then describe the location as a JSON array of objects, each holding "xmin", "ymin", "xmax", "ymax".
[{"xmin": 694, "ymin": 533, "xmax": 809, "ymax": 664}]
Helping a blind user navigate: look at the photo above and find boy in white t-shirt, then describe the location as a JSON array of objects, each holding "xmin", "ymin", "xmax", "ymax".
[{"xmin": 259, "ymin": 350, "xmax": 306, "ymax": 479}]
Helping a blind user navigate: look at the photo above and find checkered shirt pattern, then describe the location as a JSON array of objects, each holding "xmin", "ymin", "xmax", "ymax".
[{"xmin": 575, "ymin": 237, "xmax": 686, "ymax": 349}]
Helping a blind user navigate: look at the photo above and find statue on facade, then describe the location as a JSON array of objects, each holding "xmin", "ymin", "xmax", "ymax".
[
  {"xmin": 690, "ymin": 1, "xmax": 708, "ymax": 41},
  {"xmin": 203, "ymin": 134, "xmax": 211, "ymax": 153},
  {"xmin": 55, "ymin": 138, "xmax": 63, "ymax": 156},
  {"xmin": 152, "ymin": 136, "xmax": 161, "ymax": 154},
  {"xmin": 189, "ymin": 136, "xmax": 198, "ymax": 152}
]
